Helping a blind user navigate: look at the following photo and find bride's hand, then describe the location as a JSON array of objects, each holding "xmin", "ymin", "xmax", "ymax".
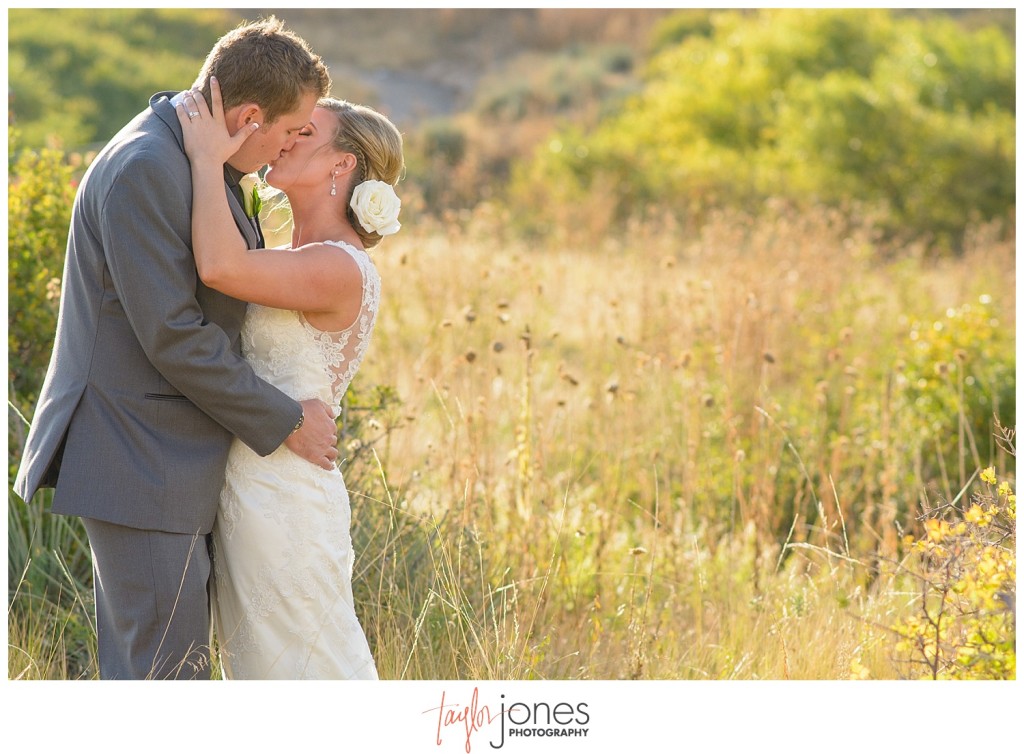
[{"xmin": 175, "ymin": 76, "xmax": 259, "ymax": 165}]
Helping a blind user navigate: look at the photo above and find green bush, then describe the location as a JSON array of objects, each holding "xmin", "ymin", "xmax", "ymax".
[
  {"xmin": 648, "ymin": 9, "xmax": 716, "ymax": 54},
  {"xmin": 7, "ymin": 131, "xmax": 75, "ymax": 420},
  {"xmin": 8, "ymin": 8, "xmax": 232, "ymax": 150},
  {"xmin": 510, "ymin": 9, "xmax": 1015, "ymax": 249},
  {"xmin": 899, "ymin": 296, "xmax": 1016, "ymax": 483},
  {"xmin": 471, "ymin": 45, "xmax": 639, "ymax": 124}
]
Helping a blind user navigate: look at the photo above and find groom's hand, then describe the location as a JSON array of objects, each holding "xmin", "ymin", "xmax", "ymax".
[{"xmin": 284, "ymin": 399, "xmax": 339, "ymax": 470}]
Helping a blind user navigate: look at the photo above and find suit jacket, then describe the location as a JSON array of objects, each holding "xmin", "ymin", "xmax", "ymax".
[{"xmin": 13, "ymin": 92, "xmax": 301, "ymax": 535}]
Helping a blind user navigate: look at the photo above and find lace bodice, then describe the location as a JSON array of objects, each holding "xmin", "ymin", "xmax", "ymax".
[{"xmin": 240, "ymin": 240, "xmax": 380, "ymax": 414}]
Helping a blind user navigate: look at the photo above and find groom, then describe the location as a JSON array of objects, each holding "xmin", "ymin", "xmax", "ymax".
[{"xmin": 14, "ymin": 17, "xmax": 334, "ymax": 679}]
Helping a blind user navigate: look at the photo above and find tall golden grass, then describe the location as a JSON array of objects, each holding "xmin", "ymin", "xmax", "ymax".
[
  {"xmin": 9, "ymin": 205, "xmax": 1014, "ymax": 680},
  {"xmin": 343, "ymin": 204, "xmax": 1014, "ymax": 680}
]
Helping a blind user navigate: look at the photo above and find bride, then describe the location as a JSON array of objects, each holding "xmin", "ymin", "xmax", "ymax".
[{"xmin": 176, "ymin": 78, "xmax": 403, "ymax": 679}]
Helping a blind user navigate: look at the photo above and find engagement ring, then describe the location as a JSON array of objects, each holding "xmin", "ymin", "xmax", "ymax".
[{"xmin": 188, "ymin": 111, "xmax": 199, "ymax": 119}]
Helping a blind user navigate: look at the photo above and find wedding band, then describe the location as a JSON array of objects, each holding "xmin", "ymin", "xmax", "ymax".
[{"xmin": 188, "ymin": 111, "xmax": 200, "ymax": 119}]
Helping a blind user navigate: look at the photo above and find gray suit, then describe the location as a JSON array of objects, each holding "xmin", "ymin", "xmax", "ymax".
[{"xmin": 14, "ymin": 92, "xmax": 301, "ymax": 678}]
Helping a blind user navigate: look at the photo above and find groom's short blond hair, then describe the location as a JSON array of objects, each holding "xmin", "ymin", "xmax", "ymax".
[{"xmin": 195, "ymin": 16, "xmax": 331, "ymax": 124}]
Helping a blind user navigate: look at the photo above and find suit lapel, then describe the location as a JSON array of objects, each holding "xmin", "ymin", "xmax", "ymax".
[
  {"xmin": 225, "ymin": 184, "xmax": 260, "ymax": 249},
  {"xmin": 150, "ymin": 92, "xmax": 260, "ymax": 250},
  {"xmin": 252, "ymin": 212, "xmax": 265, "ymax": 248}
]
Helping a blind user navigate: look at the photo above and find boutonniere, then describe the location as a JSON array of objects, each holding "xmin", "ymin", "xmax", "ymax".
[{"xmin": 239, "ymin": 174, "xmax": 264, "ymax": 219}]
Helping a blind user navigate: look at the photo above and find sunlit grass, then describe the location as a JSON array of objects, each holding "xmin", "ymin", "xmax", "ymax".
[
  {"xmin": 338, "ymin": 204, "xmax": 1014, "ymax": 680},
  {"xmin": 9, "ymin": 206, "xmax": 1014, "ymax": 680}
]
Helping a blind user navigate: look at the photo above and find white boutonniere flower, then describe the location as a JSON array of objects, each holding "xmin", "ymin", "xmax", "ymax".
[
  {"xmin": 350, "ymin": 179, "xmax": 401, "ymax": 236},
  {"xmin": 239, "ymin": 174, "xmax": 263, "ymax": 219}
]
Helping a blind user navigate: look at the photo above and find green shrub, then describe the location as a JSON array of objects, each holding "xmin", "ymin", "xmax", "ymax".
[
  {"xmin": 8, "ymin": 8, "xmax": 232, "ymax": 150},
  {"xmin": 510, "ymin": 9, "xmax": 1015, "ymax": 249},
  {"xmin": 899, "ymin": 296, "xmax": 1016, "ymax": 484},
  {"xmin": 648, "ymin": 9, "xmax": 716, "ymax": 53},
  {"xmin": 7, "ymin": 131, "xmax": 74, "ymax": 420}
]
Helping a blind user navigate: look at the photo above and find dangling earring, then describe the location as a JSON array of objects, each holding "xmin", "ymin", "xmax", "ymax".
[{"xmin": 330, "ymin": 172, "xmax": 337, "ymax": 196}]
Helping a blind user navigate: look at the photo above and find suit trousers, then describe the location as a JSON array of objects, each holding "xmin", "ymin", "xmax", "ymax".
[{"xmin": 82, "ymin": 517, "xmax": 213, "ymax": 680}]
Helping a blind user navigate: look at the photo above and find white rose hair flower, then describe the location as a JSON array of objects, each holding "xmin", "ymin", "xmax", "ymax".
[{"xmin": 350, "ymin": 179, "xmax": 401, "ymax": 236}]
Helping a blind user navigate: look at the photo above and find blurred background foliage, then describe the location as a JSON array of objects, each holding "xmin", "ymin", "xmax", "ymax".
[
  {"xmin": 8, "ymin": 8, "xmax": 233, "ymax": 150},
  {"xmin": 8, "ymin": 8, "xmax": 1015, "ymax": 252},
  {"xmin": 509, "ymin": 9, "xmax": 1015, "ymax": 249}
]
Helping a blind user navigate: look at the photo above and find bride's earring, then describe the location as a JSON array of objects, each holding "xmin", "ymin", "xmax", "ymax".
[{"xmin": 330, "ymin": 172, "xmax": 337, "ymax": 197}]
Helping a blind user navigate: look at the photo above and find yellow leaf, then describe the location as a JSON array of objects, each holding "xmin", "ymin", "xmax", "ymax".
[{"xmin": 925, "ymin": 519, "xmax": 950, "ymax": 543}]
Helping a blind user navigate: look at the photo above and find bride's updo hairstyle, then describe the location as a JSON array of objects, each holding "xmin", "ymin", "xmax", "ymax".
[{"xmin": 320, "ymin": 98, "xmax": 405, "ymax": 249}]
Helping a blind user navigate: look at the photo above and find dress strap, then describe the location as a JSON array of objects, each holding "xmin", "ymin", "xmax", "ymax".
[{"xmin": 322, "ymin": 238, "xmax": 365, "ymax": 259}]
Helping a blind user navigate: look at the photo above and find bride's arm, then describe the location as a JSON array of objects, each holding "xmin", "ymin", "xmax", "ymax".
[{"xmin": 175, "ymin": 80, "xmax": 359, "ymax": 315}]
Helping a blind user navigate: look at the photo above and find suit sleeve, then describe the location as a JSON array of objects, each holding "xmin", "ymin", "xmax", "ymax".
[{"xmin": 99, "ymin": 150, "xmax": 300, "ymax": 455}]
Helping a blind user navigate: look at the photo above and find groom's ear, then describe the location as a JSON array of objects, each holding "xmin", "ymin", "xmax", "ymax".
[{"xmin": 226, "ymin": 104, "xmax": 264, "ymax": 135}]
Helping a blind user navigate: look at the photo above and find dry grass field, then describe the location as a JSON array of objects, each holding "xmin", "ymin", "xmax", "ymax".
[
  {"xmin": 8, "ymin": 203, "xmax": 1014, "ymax": 684},
  {"xmin": 319, "ymin": 206, "xmax": 1015, "ymax": 680}
]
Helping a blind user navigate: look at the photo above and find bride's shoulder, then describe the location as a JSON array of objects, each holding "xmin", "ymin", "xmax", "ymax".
[
  {"xmin": 321, "ymin": 238, "xmax": 366, "ymax": 256},
  {"xmin": 322, "ymin": 240, "xmax": 374, "ymax": 274},
  {"xmin": 283, "ymin": 239, "xmax": 361, "ymax": 257}
]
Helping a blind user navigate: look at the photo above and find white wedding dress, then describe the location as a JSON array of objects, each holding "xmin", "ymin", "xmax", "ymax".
[{"xmin": 211, "ymin": 240, "xmax": 380, "ymax": 680}]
